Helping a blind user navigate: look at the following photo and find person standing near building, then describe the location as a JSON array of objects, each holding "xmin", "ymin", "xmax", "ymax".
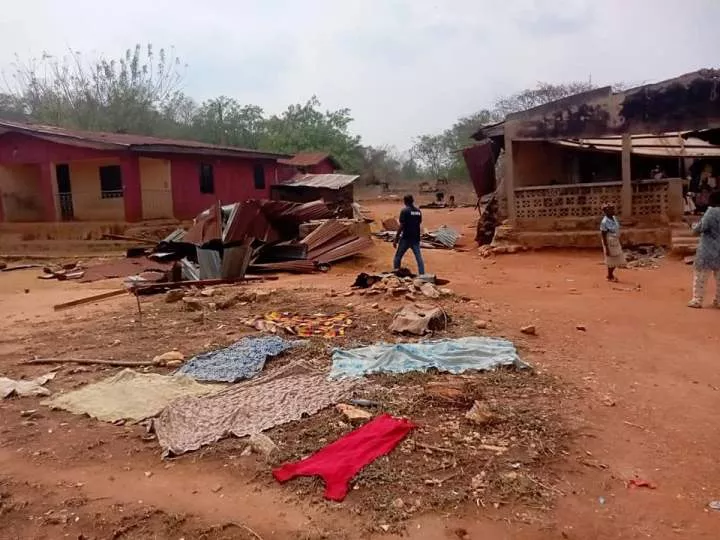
[
  {"xmin": 688, "ymin": 190, "xmax": 720, "ymax": 308},
  {"xmin": 393, "ymin": 194, "xmax": 426, "ymax": 275},
  {"xmin": 600, "ymin": 204, "xmax": 625, "ymax": 282}
]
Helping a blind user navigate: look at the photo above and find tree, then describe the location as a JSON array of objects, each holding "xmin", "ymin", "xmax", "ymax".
[
  {"xmin": 410, "ymin": 134, "xmax": 455, "ymax": 179},
  {"xmin": 261, "ymin": 96, "xmax": 363, "ymax": 170},
  {"xmin": 191, "ymin": 97, "xmax": 265, "ymax": 148},
  {"xmin": 493, "ymin": 81, "xmax": 596, "ymax": 118},
  {"xmin": 5, "ymin": 44, "xmax": 186, "ymax": 134}
]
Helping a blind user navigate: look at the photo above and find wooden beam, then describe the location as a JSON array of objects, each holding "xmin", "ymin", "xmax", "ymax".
[
  {"xmin": 621, "ymin": 134, "xmax": 633, "ymax": 218},
  {"xmin": 53, "ymin": 289, "xmax": 128, "ymax": 311}
]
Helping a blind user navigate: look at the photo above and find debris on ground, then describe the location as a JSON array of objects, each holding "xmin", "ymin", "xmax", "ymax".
[
  {"xmin": 154, "ymin": 371, "xmax": 357, "ymax": 456},
  {"xmin": 273, "ymin": 414, "xmax": 416, "ymax": 501},
  {"xmin": 626, "ymin": 477, "xmax": 657, "ymax": 489},
  {"xmin": 336, "ymin": 403, "xmax": 373, "ymax": 421},
  {"xmin": 248, "ymin": 433, "xmax": 279, "ymax": 457},
  {"xmin": 465, "ymin": 400, "xmax": 495, "ymax": 425},
  {"xmin": 624, "ymin": 245, "xmax": 666, "ymax": 269},
  {"xmin": 521, "ymin": 325, "xmax": 537, "ymax": 336},
  {"xmin": 1, "ymin": 372, "xmax": 56, "ymax": 398},
  {"xmin": 684, "ymin": 256, "xmax": 696, "ymax": 265},
  {"xmin": 709, "ymin": 500, "xmax": 720, "ymax": 511},
  {"xmin": 330, "ymin": 337, "xmax": 527, "ymax": 379},
  {"xmin": 475, "ymin": 319, "xmax": 489, "ymax": 330},
  {"xmin": 389, "ymin": 304, "xmax": 448, "ymax": 335},
  {"xmin": 374, "ymin": 225, "xmax": 461, "ymax": 250},
  {"xmin": 243, "ymin": 311, "xmax": 353, "ymax": 338},
  {"xmin": 176, "ymin": 335, "xmax": 296, "ymax": 383},
  {"xmin": 151, "ymin": 351, "xmax": 185, "ymax": 366},
  {"xmin": 42, "ymin": 369, "xmax": 219, "ymax": 422}
]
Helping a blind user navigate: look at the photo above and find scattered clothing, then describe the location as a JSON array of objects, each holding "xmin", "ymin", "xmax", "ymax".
[
  {"xmin": 600, "ymin": 215, "xmax": 626, "ymax": 269},
  {"xmin": 1, "ymin": 372, "xmax": 55, "ymax": 399},
  {"xmin": 330, "ymin": 337, "xmax": 526, "ymax": 379},
  {"xmin": 273, "ymin": 414, "xmax": 415, "ymax": 501},
  {"xmin": 177, "ymin": 336, "xmax": 294, "ymax": 382},
  {"xmin": 154, "ymin": 372, "xmax": 357, "ymax": 456},
  {"xmin": 43, "ymin": 369, "xmax": 218, "ymax": 422},
  {"xmin": 244, "ymin": 312, "xmax": 353, "ymax": 338}
]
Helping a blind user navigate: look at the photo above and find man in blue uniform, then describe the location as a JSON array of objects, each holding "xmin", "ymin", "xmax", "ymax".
[{"xmin": 393, "ymin": 194, "xmax": 426, "ymax": 275}]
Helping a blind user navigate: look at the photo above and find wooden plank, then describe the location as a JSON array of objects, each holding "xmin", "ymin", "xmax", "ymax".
[
  {"xmin": 53, "ymin": 289, "xmax": 128, "ymax": 311},
  {"xmin": 130, "ymin": 275, "xmax": 279, "ymax": 293}
]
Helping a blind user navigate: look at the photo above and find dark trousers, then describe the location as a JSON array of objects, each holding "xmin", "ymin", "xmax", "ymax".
[{"xmin": 393, "ymin": 238, "xmax": 425, "ymax": 275}]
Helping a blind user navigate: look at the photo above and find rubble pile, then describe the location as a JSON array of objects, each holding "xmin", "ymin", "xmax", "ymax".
[
  {"xmin": 624, "ymin": 245, "xmax": 665, "ymax": 269},
  {"xmin": 374, "ymin": 225, "xmax": 461, "ymax": 250},
  {"xmin": 350, "ymin": 273, "xmax": 452, "ymax": 300}
]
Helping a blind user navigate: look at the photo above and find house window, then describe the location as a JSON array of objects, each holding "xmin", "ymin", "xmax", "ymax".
[
  {"xmin": 99, "ymin": 165, "xmax": 123, "ymax": 198},
  {"xmin": 253, "ymin": 164, "xmax": 266, "ymax": 190},
  {"xmin": 199, "ymin": 163, "xmax": 214, "ymax": 194}
]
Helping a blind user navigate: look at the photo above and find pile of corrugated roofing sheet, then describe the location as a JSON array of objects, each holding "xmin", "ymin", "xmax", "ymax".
[{"xmin": 423, "ymin": 226, "xmax": 461, "ymax": 249}]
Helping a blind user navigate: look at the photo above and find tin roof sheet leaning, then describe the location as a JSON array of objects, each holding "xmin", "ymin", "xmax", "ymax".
[{"xmin": 281, "ymin": 174, "xmax": 360, "ymax": 190}]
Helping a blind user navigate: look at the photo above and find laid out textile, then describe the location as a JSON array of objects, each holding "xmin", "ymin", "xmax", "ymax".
[
  {"xmin": 244, "ymin": 311, "xmax": 353, "ymax": 338},
  {"xmin": 273, "ymin": 414, "xmax": 415, "ymax": 501},
  {"xmin": 1, "ymin": 372, "xmax": 55, "ymax": 399},
  {"xmin": 43, "ymin": 369, "xmax": 218, "ymax": 422},
  {"xmin": 176, "ymin": 336, "xmax": 294, "ymax": 382},
  {"xmin": 154, "ymin": 373, "xmax": 356, "ymax": 456},
  {"xmin": 330, "ymin": 337, "xmax": 527, "ymax": 379}
]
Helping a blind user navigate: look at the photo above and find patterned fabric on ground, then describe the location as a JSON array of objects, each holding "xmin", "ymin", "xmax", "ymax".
[
  {"xmin": 244, "ymin": 312, "xmax": 353, "ymax": 338},
  {"xmin": 154, "ymin": 372, "xmax": 356, "ymax": 456},
  {"xmin": 691, "ymin": 269, "xmax": 720, "ymax": 303},
  {"xmin": 176, "ymin": 336, "xmax": 294, "ymax": 382},
  {"xmin": 43, "ymin": 369, "xmax": 218, "ymax": 422},
  {"xmin": 694, "ymin": 206, "xmax": 720, "ymax": 271},
  {"xmin": 273, "ymin": 414, "xmax": 415, "ymax": 501},
  {"xmin": 329, "ymin": 337, "xmax": 527, "ymax": 380}
]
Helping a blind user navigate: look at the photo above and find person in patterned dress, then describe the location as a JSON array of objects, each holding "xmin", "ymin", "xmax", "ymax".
[
  {"xmin": 688, "ymin": 191, "xmax": 720, "ymax": 308},
  {"xmin": 600, "ymin": 204, "xmax": 625, "ymax": 282}
]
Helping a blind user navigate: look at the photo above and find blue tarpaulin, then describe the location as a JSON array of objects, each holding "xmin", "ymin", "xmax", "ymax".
[
  {"xmin": 177, "ymin": 336, "xmax": 295, "ymax": 383},
  {"xmin": 329, "ymin": 337, "xmax": 527, "ymax": 379}
]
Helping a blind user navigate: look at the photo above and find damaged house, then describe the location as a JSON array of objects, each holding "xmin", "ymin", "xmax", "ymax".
[{"xmin": 466, "ymin": 69, "xmax": 720, "ymax": 249}]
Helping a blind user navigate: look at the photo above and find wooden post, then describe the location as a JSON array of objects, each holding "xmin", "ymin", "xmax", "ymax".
[{"xmin": 621, "ymin": 134, "xmax": 632, "ymax": 218}]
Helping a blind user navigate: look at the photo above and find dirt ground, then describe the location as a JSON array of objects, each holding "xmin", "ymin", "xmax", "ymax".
[{"xmin": 1, "ymin": 202, "xmax": 720, "ymax": 539}]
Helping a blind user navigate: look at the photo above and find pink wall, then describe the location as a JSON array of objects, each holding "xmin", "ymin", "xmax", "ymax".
[
  {"xmin": 309, "ymin": 159, "xmax": 336, "ymax": 175},
  {"xmin": 170, "ymin": 157, "xmax": 279, "ymax": 219},
  {"xmin": 277, "ymin": 158, "xmax": 337, "ymax": 183}
]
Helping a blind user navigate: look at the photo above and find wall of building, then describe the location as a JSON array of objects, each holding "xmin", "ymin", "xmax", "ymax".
[
  {"xmin": 0, "ymin": 132, "xmax": 115, "ymax": 164},
  {"xmin": 139, "ymin": 157, "xmax": 173, "ymax": 219},
  {"xmin": 0, "ymin": 164, "xmax": 44, "ymax": 221},
  {"xmin": 68, "ymin": 158, "xmax": 125, "ymax": 221},
  {"xmin": 513, "ymin": 141, "xmax": 569, "ymax": 187},
  {"xmin": 308, "ymin": 160, "xmax": 336, "ymax": 174},
  {"xmin": 170, "ymin": 157, "xmax": 278, "ymax": 219}
]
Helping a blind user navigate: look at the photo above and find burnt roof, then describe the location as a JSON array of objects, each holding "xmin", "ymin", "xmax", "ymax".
[
  {"xmin": 278, "ymin": 151, "xmax": 341, "ymax": 169},
  {"xmin": 0, "ymin": 119, "xmax": 289, "ymax": 160}
]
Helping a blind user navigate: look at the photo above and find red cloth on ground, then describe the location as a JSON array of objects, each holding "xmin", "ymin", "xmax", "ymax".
[{"xmin": 272, "ymin": 414, "xmax": 415, "ymax": 501}]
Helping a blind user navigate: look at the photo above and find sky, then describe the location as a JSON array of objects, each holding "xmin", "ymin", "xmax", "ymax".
[{"xmin": 1, "ymin": 0, "xmax": 719, "ymax": 150}]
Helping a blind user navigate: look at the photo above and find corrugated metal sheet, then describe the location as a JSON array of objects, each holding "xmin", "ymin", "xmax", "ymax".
[
  {"xmin": 197, "ymin": 248, "xmax": 222, "ymax": 279},
  {"xmin": 281, "ymin": 174, "xmax": 360, "ymax": 190},
  {"xmin": 278, "ymin": 152, "xmax": 340, "ymax": 168},
  {"xmin": 0, "ymin": 120, "xmax": 288, "ymax": 159},
  {"xmin": 425, "ymin": 226, "xmax": 460, "ymax": 248},
  {"xmin": 552, "ymin": 132, "xmax": 720, "ymax": 157},
  {"xmin": 300, "ymin": 220, "xmax": 351, "ymax": 251},
  {"xmin": 249, "ymin": 260, "xmax": 317, "ymax": 273},
  {"xmin": 314, "ymin": 236, "xmax": 374, "ymax": 264},
  {"xmin": 183, "ymin": 203, "xmax": 222, "ymax": 246}
]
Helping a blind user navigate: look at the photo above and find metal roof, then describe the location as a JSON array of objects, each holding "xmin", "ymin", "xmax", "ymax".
[
  {"xmin": 0, "ymin": 119, "xmax": 289, "ymax": 160},
  {"xmin": 278, "ymin": 174, "xmax": 360, "ymax": 190},
  {"xmin": 278, "ymin": 151, "xmax": 340, "ymax": 168},
  {"xmin": 551, "ymin": 132, "xmax": 720, "ymax": 157}
]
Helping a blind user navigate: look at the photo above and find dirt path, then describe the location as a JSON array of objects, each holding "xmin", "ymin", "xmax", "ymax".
[{"xmin": 2, "ymin": 205, "xmax": 720, "ymax": 538}]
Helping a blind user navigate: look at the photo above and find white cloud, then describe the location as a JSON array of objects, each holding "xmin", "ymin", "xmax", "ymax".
[{"xmin": 0, "ymin": 0, "xmax": 718, "ymax": 149}]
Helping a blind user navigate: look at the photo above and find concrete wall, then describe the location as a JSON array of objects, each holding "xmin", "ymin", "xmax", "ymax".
[
  {"xmin": 513, "ymin": 141, "xmax": 568, "ymax": 187},
  {"xmin": 139, "ymin": 157, "xmax": 173, "ymax": 219},
  {"xmin": 68, "ymin": 158, "xmax": 125, "ymax": 221},
  {"xmin": 0, "ymin": 164, "xmax": 44, "ymax": 221}
]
